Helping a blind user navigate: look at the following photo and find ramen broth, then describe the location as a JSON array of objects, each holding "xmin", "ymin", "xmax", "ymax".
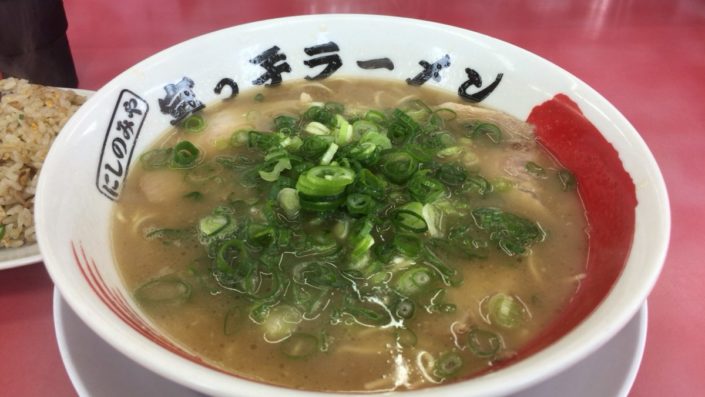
[{"xmin": 112, "ymin": 79, "xmax": 587, "ymax": 392}]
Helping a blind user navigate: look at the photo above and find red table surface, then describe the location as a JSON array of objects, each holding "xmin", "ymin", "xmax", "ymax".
[{"xmin": 1, "ymin": 0, "xmax": 703, "ymax": 396}]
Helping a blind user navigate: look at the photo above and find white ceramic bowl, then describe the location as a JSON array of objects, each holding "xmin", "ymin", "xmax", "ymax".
[{"xmin": 37, "ymin": 15, "xmax": 669, "ymax": 397}]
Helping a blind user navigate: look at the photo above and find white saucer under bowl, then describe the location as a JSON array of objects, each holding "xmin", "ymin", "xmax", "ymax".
[{"xmin": 53, "ymin": 289, "xmax": 647, "ymax": 397}]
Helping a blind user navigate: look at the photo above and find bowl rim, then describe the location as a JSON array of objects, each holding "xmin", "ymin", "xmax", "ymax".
[{"xmin": 38, "ymin": 13, "xmax": 671, "ymax": 397}]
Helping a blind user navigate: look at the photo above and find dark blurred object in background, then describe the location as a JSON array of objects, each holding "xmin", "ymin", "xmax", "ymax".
[{"xmin": 0, "ymin": 0, "xmax": 78, "ymax": 87}]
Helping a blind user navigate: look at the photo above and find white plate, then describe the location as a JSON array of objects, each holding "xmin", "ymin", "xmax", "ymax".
[
  {"xmin": 53, "ymin": 289, "xmax": 202, "ymax": 397},
  {"xmin": 0, "ymin": 245, "xmax": 42, "ymax": 270},
  {"xmin": 0, "ymin": 88, "xmax": 94, "ymax": 270},
  {"xmin": 53, "ymin": 289, "xmax": 647, "ymax": 397}
]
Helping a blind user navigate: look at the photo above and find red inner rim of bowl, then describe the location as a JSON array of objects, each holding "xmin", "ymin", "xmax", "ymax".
[{"xmin": 471, "ymin": 94, "xmax": 637, "ymax": 376}]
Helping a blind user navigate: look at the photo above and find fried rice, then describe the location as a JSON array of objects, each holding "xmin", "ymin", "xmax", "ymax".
[{"xmin": 0, "ymin": 77, "xmax": 85, "ymax": 248}]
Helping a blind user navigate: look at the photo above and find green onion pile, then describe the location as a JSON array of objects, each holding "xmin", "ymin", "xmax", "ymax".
[{"xmin": 137, "ymin": 99, "xmax": 564, "ymax": 367}]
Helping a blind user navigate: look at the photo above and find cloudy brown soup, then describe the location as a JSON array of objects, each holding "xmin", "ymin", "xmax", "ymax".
[{"xmin": 112, "ymin": 78, "xmax": 587, "ymax": 392}]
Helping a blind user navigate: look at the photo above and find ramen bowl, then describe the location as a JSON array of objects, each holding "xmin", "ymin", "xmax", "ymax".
[{"xmin": 36, "ymin": 14, "xmax": 669, "ymax": 397}]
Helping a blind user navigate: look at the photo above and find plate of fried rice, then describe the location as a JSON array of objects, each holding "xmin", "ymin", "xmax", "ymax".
[{"xmin": 0, "ymin": 78, "xmax": 89, "ymax": 269}]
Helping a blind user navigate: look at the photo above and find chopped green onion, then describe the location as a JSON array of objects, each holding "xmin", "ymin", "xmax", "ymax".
[
  {"xmin": 403, "ymin": 144, "xmax": 435, "ymax": 163},
  {"xmin": 273, "ymin": 115, "xmax": 298, "ymax": 134},
  {"xmin": 140, "ymin": 148, "xmax": 172, "ymax": 170},
  {"xmin": 433, "ymin": 108, "xmax": 457, "ymax": 122},
  {"xmin": 181, "ymin": 114, "xmax": 206, "ymax": 133},
  {"xmin": 298, "ymin": 193, "xmax": 346, "ymax": 212},
  {"xmin": 422, "ymin": 246, "xmax": 459, "ymax": 286},
  {"xmin": 364, "ymin": 109, "xmax": 386, "ymax": 124},
  {"xmin": 399, "ymin": 99, "xmax": 432, "ymax": 122},
  {"xmin": 320, "ymin": 142, "xmax": 339, "ymax": 165},
  {"xmin": 276, "ymin": 228, "xmax": 293, "ymax": 248},
  {"xmin": 350, "ymin": 168, "xmax": 386, "ymax": 200},
  {"xmin": 421, "ymin": 203, "xmax": 444, "ymax": 238},
  {"xmin": 247, "ymin": 223, "xmax": 275, "ymax": 247},
  {"xmin": 292, "ymin": 261, "xmax": 343, "ymax": 289},
  {"xmin": 144, "ymin": 228, "xmax": 192, "ymax": 243},
  {"xmin": 395, "ymin": 299, "xmax": 415, "ymax": 319},
  {"xmin": 249, "ymin": 302, "xmax": 272, "ymax": 324},
  {"xmin": 395, "ymin": 266, "xmax": 433, "ymax": 296},
  {"xmin": 471, "ymin": 207, "xmax": 544, "ymax": 256},
  {"xmin": 341, "ymin": 302, "xmax": 391, "ymax": 326},
  {"xmin": 199, "ymin": 214, "xmax": 229, "ymax": 236},
  {"xmin": 558, "ymin": 169, "xmax": 577, "ymax": 191},
  {"xmin": 333, "ymin": 218, "xmax": 350, "ymax": 240},
  {"xmin": 348, "ymin": 218, "xmax": 375, "ymax": 261},
  {"xmin": 394, "ymin": 234, "xmax": 422, "ymax": 258},
  {"xmin": 248, "ymin": 131, "xmax": 282, "ymax": 151},
  {"xmin": 467, "ymin": 327, "xmax": 502, "ymax": 358},
  {"xmin": 352, "ymin": 120, "xmax": 379, "ymax": 136},
  {"xmin": 470, "ymin": 123, "xmax": 502, "ymax": 144},
  {"xmin": 394, "ymin": 202, "xmax": 428, "ymax": 233},
  {"xmin": 436, "ymin": 146, "xmax": 462, "ymax": 159},
  {"xmin": 388, "ymin": 109, "xmax": 421, "ymax": 145},
  {"xmin": 487, "ymin": 293, "xmax": 525, "ymax": 329},
  {"xmin": 281, "ymin": 136, "xmax": 303, "ymax": 151},
  {"xmin": 299, "ymin": 135, "xmax": 333, "ymax": 160},
  {"xmin": 334, "ymin": 115, "xmax": 353, "ymax": 145},
  {"xmin": 408, "ymin": 171, "xmax": 446, "ymax": 203},
  {"xmin": 380, "ymin": 150, "xmax": 418, "ymax": 184},
  {"xmin": 280, "ymin": 333, "xmax": 318, "ymax": 359},
  {"xmin": 525, "ymin": 161, "xmax": 546, "ymax": 177},
  {"xmin": 170, "ymin": 141, "xmax": 200, "ymax": 169},
  {"xmin": 304, "ymin": 106, "xmax": 337, "ymax": 127},
  {"xmin": 262, "ymin": 304, "xmax": 301, "ymax": 342},
  {"xmin": 304, "ymin": 121, "xmax": 331, "ymax": 136},
  {"xmin": 349, "ymin": 234, "xmax": 375, "ymax": 261},
  {"xmin": 296, "ymin": 165, "xmax": 356, "ymax": 197},
  {"xmin": 436, "ymin": 164, "xmax": 467, "ymax": 187},
  {"xmin": 491, "ymin": 177, "xmax": 513, "ymax": 192},
  {"xmin": 433, "ymin": 352, "xmax": 463, "ymax": 378},
  {"xmin": 259, "ymin": 157, "xmax": 292, "ymax": 182},
  {"xmin": 346, "ymin": 142, "xmax": 379, "ymax": 164},
  {"xmin": 254, "ymin": 93, "xmax": 265, "ymax": 102},
  {"xmin": 277, "ymin": 188, "xmax": 300, "ymax": 219},
  {"xmin": 186, "ymin": 162, "xmax": 223, "ymax": 184},
  {"xmin": 324, "ymin": 102, "xmax": 345, "ymax": 114},
  {"xmin": 425, "ymin": 131, "xmax": 456, "ymax": 151},
  {"xmin": 135, "ymin": 277, "xmax": 191, "ymax": 304},
  {"xmin": 215, "ymin": 239, "xmax": 247, "ymax": 275},
  {"xmin": 345, "ymin": 193, "xmax": 376, "ymax": 216},
  {"xmin": 465, "ymin": 175, "xmax": 493, "ymax": 196},
  {"xmin": 229, "ymin": 129, "xmax": 250, "ymax": 147},
  {"xmin": 291, "ymin": 285, "xmax": 330, "ymax": 318},
  {"xmin": 360, "ymin": 130, "xmax": 392, "ymax": 150},
  {"xmin": 350, "ymin": 234, "xmax": 375, "ymax": 262}
]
